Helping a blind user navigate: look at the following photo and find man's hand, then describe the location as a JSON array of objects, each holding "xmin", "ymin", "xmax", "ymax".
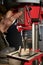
[{"xmin": 0, "ymin": 10, "xmax": 23, "ymax": 33}]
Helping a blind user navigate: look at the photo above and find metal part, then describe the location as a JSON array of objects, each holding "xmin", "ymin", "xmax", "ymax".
[
  {"xmin": 32, "ymin": 23, "xmax": 36, "ymax": 51},
  {"xmin": 35, "ymin": 25, "xmax": 39, "ymax": 50},
  {"xmin": 17, "ymin": 0, "xmax": 40, "ymax": 3},
  {"xmin": 39, "ymin": 24, "xmax": 43, "ymax": 51},
  {"xmin": 21, "ymin": 31, "xmax": 25, "ymax": 50},
  {"xmin": 32, "ymin": 23, "xmax": 39, "ymax": 51}
]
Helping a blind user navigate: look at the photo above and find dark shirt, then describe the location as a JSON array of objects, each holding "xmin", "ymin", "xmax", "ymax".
[{"xmin": 6, "ymin": 20, "xmax": 22, "ymax": 50}]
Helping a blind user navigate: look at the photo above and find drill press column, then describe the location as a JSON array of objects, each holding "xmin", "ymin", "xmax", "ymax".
[{"xmin": 32, "ymin": 23, "xmax": 39, "ymax": 52}]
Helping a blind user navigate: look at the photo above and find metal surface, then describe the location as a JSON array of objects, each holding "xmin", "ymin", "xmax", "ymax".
[
  {"xmin": 7, "ymin": 51, "xmax": 43, "ymax": 61},
  {"xmin": 32, "ymin": 23, "xmax": 39, "ymax": 51},
  {"xmin": 39, "ymin": 24, "xmax": 43, "ymax": 51},
  {"xmin": 35, "ymin": 25, "xmax": 39, "ymax": 50},
  {"xmin": 17, "ymin": 0, "xmax": 40, "ymax": 3},
  {"xmin": 32, "ymin": 23, "xmax": 36, "ymax": 51}
]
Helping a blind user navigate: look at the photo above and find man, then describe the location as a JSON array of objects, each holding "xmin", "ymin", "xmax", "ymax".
[
  {"xmin": 0, "ymin": 10, "xmax": 23, "ymax": 50},
  {"xmin": 0, "ymin": 9, "xmax": 23, "ymax": 65}
]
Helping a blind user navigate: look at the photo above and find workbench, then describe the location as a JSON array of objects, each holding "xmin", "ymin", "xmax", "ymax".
[{"xmin": 7, "ymin": 51, "xmax": 43, "ymax": 65}]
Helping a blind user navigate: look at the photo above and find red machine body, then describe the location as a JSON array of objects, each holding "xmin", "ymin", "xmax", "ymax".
[
  {"xmin": 24, "ymin": 53, "xmax": 43, "ymax": 65},
  {"xmin": 16, "ymin": 4, "xmax": 43, "ymax": 65},
  {"xmin": 17, "ymin": 5, "xmax": 41, "ymax": 32}
]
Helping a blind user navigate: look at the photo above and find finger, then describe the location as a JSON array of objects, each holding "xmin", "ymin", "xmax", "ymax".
[
  {"xmin": 5, "ymin": 10, "xmax": 13, "ymax": 18},
  {"xmin": 10, "ymin": 11, "xmax": 23, "ymax": 22}
]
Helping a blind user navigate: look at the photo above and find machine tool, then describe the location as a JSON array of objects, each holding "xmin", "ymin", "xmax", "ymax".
[{"xmin": 7, "ymin": 0, "xmax": 43, "ymax": 65}]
